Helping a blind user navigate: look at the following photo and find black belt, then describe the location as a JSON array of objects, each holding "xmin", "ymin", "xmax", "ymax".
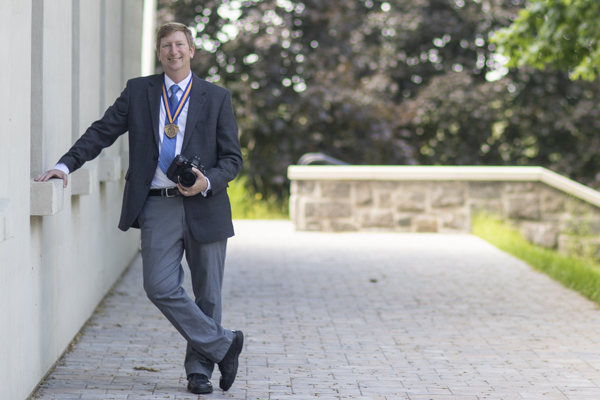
[{"xmin": 148, "ymin": 188, "xmax": 182, "ymax": 197}]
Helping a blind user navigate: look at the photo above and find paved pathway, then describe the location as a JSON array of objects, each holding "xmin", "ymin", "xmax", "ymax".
[{"xmin": 34, "ymin": 220, "xmax": 600, "ymax": 400}]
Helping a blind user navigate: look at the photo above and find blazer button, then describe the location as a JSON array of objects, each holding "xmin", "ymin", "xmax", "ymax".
[
  {"xmin": 153, "ymin": 155, "xmax": 158, "ymax": 160},
  {"xmin": 145, "ymin": 179, "xmax": 151, "ymax": 185}
]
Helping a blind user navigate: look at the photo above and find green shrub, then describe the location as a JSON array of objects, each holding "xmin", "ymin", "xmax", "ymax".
[
  {"xmin": 472, "ymin": 214, "xmax": 600, "ymax": 305},
  {"xmin": 228, "ymin": 176, "xmax": 288, "ymax": 219}
]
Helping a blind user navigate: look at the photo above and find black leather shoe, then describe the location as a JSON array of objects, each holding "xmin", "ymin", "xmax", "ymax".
[
  {"xmin": 187, "ymin": 373, "xmax": 213, "ymax": 394},
  {"xmin": 218, "ymin": 330, "xmax": 244, "ymax": 391}
]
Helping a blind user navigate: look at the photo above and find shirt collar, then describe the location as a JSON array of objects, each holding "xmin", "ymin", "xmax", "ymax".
[{"xmin": 164, "ymin": 71, "xmax": 192, "ymax": 93}]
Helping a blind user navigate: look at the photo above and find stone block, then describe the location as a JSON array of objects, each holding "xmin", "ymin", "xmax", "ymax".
[
  {"xmin": 70, "ymin": 167, "xmax": 95, "ymax": 196},
  {"xmin": 305, "ymin": 202, "xmax": 352, "ymax": 218},
  {"xmin": 356, "ymin": 182, "xmax": 372, "ymax": 205},
  {"xmin": 361, "ymin": 211, "xmax": 394, "ymax": 228},
  {"xmin": 431, "ymin": 186, "xmax": 465, "ymax": 208},
  {"xmin": 442, "ymin": 211, "xmax": 468, "ymax": 231},
  {"xmin": 469, "ymin": 182, "xmax": 501, "ymax": 199},
  {"xmin": 98, "ymin": 156, "xmax": 122, "ymax": 182},
  {"xmin": 414, "ymin": 215, "xmax": 438, "ymax": 232},
  {"xmin": 321, "ymin": 182, "xmax": 350, "ymax": 198},
  {"xmin": 30, "ymin": 179, "xmax": 64, "ymax": 216},
  {"xmin": 379, "ymin": 193, "xmax": 392, "ymax": 208},
  {"xmin": 331, "ymin": 221, "xmax": 358, "ymax": 232},
  {"xmin": 321, "ymin": 202, "xmax": 352, "ymax": 218},
  {"xmin": 296, "ymin": 180, "xmax": 315, "ymax": 195},
  {"xmin": 564, "ymin": 218, "xmax": 600, "ymax": 236},
  {"xmin": 520, "ymin": 221, "xmax": 558, "ymax": 248},
  {"xmin": 397, "ymin": 217, "xmax": 412, "ymax": 227},
  {"xmin": 566, "ymin": 198, "xmax": 596, "ymax": 216},
  {"xmin": 305, "ymin": 202, "xmax": 317, "ymax": 218},
  {"xmin": 507, "ymin": 195, "xmax": 540, "ymax": 220},
  {"xmin": 304, "ymin": 203, "xmax": 319, "ymax": 218},
  {"xmin": 542, "ymin": 189, "xmax": 566, "ymax": 214},
  {"xmin": 374, "ymin": 181, "xmax": 398, "ymax": 190},
  {"xmin": 305, "ymin": 221, "xmax": 323, "ymax": 231},
  {"xmin": 505, "ymin": 182, "xmax": 535, "ymax": 193},
  {"xmin": 396, "ymin": 191, "xmax": 426, "ymax": 212},
  {"xmin": 470, "ymin": 201, "xmax": 502, "ymax": 217}
]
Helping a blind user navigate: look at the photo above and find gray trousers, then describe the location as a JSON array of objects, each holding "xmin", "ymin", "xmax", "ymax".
[{"xmin": 138, "ymin": 195, "xmax": 234, "ymax": 378}]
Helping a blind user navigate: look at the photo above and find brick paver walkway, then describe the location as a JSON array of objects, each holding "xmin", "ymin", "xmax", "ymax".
[{"xmin": 34, "ymin": 220, "xmax": 600, "ymax": 400}]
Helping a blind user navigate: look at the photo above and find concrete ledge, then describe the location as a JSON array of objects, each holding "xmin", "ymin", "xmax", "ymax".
[
  {"xmin": 71, "ymin": 166, "xmax": 96, "ymax": 196},
  {"xmin": 287, "ymin": 166, "xmax": 600, "ymax": 209},
  {"xmin": 98, "ymin": 156, "xmax": 121, "ymax": 182},
  {"xmin": 30, "ymin": 179, "xmax": 64, "ymax": 216},
  {"xmin": 0, "ymin": 198, "xmax": 9, "ymax": 242}
]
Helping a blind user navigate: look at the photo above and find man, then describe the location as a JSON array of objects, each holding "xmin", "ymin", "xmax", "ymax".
[{"xmin": 35, "ymin": 22, "xmax": 244, "ymax": 395}]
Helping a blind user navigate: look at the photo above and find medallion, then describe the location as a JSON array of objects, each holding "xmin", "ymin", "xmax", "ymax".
[{"xmin": 165, "ymin": 124, "xmax": 179, "ymax": 139}]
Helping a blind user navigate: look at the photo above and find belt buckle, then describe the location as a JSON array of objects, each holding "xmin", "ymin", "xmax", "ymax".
[{"xmin": 164, "ymin": 188, "xmax": 176, "ymax": 198}]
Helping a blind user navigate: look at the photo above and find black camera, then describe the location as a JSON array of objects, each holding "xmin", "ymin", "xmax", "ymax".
[{"xmin": 166, "ymin": 154, "xmax": 206, "ymax": 187}]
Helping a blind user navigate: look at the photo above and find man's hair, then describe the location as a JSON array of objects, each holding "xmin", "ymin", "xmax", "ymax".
[{"xmin": 156, "ymin": 22, "xmax": 194, "ymax": 52}]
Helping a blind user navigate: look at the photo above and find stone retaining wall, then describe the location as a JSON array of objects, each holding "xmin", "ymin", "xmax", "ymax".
[{"xmin": 288, "ymin": 166, "xmax": 600, "ymax": 258}]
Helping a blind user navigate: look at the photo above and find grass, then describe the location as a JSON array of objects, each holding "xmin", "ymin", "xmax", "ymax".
[
  {"xmin": 228, "ymin": 175, "xmax": 288, "ymax": 219},
  {"xmin": 472, "ymin": 213, "xmax": 600, "ymax": 305}
]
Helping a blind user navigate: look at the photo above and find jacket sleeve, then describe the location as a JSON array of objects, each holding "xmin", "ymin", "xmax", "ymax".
[{"xmin": 58, "ymin": 82, "xmax": 131, "ymax": 173}]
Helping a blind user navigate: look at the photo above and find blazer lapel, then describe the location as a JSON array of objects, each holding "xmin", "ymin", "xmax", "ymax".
[
  {"xmin": 147, "ymin": 74, "xmax": 163, "ymax": 149},
  {"xmin": 181, "ymin": 74, "xmax": 207, "ymax": 154}
]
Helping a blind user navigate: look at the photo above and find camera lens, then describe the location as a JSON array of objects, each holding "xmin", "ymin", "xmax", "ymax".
[{"xmin": 179, "ymin": 168, "xmax": 196, "ymax": 187}]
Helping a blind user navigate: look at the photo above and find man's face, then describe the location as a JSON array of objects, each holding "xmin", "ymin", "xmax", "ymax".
[{"xmin": 157, "ymin": 31, "xmax": 195, "ymax": 79}]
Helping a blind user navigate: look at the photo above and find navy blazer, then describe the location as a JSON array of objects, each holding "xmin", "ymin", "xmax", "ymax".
[{"xmin": 58, "ymin": 73, "xmax": 243, "ymax": 243}]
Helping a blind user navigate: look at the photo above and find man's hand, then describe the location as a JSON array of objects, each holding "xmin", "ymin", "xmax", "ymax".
[
  {"xmin": 34, "ymin": 169, "xmax": 68, "ymax": 188},
  {"xmin": 177, "ymin": 167, "xmax": 207, "ymax": 196}
]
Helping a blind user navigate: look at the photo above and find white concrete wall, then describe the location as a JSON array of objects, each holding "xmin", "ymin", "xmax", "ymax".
[{"xmin": 0, "ymin": 1, "xmax": 145, "ymax": 399}]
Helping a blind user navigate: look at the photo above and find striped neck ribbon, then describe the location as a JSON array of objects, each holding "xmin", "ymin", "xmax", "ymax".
[{"xmin": 162, "ymin": 76, "xmax": 193, "ymax": 126}]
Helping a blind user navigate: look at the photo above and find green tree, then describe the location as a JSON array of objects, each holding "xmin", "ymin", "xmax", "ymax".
[
  {"xmin": 400, "ymin": 69, "xmax": 600, "ymax": 184},
  {"xmin": 492, "ymin": 0, "xmax": 600, "ymax": 81},
  {"xmin": 158, "ymin": 0, "xmax": 600, "ymax": 199}
]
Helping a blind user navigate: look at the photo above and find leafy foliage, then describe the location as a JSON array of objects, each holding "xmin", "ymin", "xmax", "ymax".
[
  {"xmin": 228, "ymin": 175, "xmax": 288, "ymax": 218},
  {"xmin": 492, "ymin": 0, "xmax": 600, "ymax": 81},
  {"xmin": 158, "ymin": 0, "xmax": 600, "ymax": 200},
  {"xmin": 401, "ymin": 68, "xmax": 600, "ymax": 184}
]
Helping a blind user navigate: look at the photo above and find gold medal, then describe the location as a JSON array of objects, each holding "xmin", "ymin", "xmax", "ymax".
[{"xmin": 165, "ymin": 124, "xmax": 179, "ymax": 139}]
